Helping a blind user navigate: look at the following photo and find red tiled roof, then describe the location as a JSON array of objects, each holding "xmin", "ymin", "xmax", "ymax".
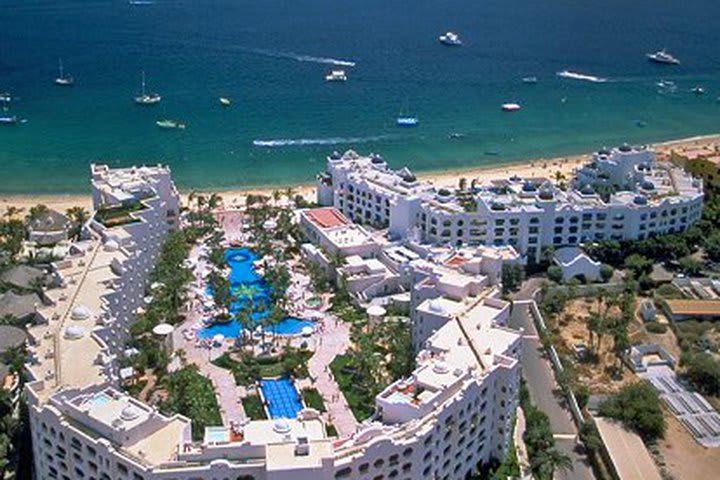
[
  {"xmin": 305, "ymin": 208, "xmax": 350, "ymax": 229},
  {"xmin": 446, "ymin": 255, "xmax": 468, "ymax": 266}
]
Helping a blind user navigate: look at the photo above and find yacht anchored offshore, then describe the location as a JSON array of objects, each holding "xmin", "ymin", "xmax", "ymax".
[
  {"xmin": 316, "ymin": 145, "xmax": 704, "ymax": 263},
  {"xmin": 325, "ymin": 69, "xmax": 347, "ymax": 82},
  {"xmin": 646, "ymin": 49, "xmax": 680, "ymax": 65},
  {"xmin": 439, "ymin": 31, "xmax": 462, "ymax": 46},
  {"xmin": 26, "ymin": 164, "xmax": 522, "ymax": 480}
]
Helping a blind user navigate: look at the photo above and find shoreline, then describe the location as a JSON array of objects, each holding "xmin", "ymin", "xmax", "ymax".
[{"xmin": 1, "ymin": 132, "xmax": 717, "ymax": 214}]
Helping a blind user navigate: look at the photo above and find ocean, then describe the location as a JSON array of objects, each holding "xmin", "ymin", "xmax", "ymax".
[{"xmin": 0, "ymin": 0, "xmax": 719, "ymax": 193}]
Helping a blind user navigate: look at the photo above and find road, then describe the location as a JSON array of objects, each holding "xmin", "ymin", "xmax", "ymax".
[{"xmin": 510, "ymin": 299, "xmax": 595, "ymax": 480}]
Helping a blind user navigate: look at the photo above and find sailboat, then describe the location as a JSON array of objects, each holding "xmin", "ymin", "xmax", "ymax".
[
  {"xmin": 134, "ymin": 71, "xmax": 161, "ymax": 105},
  {"xmin": 396, "ymin": 99, "xmax": 419, "ymax": 127},
  {"xmin": 54, "ymin": 59, "xmax": 74, "ymax": 86}
]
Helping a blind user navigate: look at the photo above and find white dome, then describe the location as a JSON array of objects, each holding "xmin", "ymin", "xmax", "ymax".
[
  {"xmin": 64, "ymin": 325, "xmax": 86, "ymax": 340},
  {"xmin": 71, "ymin": 305, "xmax": 92, "ymax": 321},
  {"xmin": 103, "ymin": 239, "xmax": 120, "ymax": 252},
  {"xmin": 429, "ymin": 300, "xmax": 445, "ymax": 314},
  {"xmin": 273, "ymin": 420, "xmax": 291, "ymax": 434},
  {"xmin": 120, "ymin": 404, "xmax": 141, "ymax": 421},
  {"xmin": 433, "ymin": 361, "xmax": 450, "ymax": 375}
]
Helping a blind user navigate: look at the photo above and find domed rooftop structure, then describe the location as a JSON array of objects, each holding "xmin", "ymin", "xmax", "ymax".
[
  {"xmin": 71, "ymin": 305, "xmax": 92, "ymax": 321},
  {"xmin": 273, "ymin": 420, "xmax": 292, "ymax": 434},
  {"xmin": 120, "ymin": 404, "xmax": 141, "ymax": 421},
  {"xmin": 522, "ymin": 182, "xmax": 537, "ymax": 192},
  {"xmin": 429, "ymin": 299, "xmax": 445, "ymax": 314},
  {"xmin": 509, "ymin": 174, "xmax": 522, "ymax": 182},
  {"xmin": 538, "ymin": 189, "xmax": 554, "ymax": 200},
  {"xmin": 490, "ymin": 202, "xmax": 506, "ymax": 211},
  {"xmin": 397, "ymin": 167, "xmax": 417, "ymax": 183},
  {"xmin": 618, "ymin": 143, "xmax": 632, "ymax": 153},
  {"xmin": 370, "ymin": 154, "xmax": 385, "ymax": 164},
  {"xmin": 103, "ymin": 239, "xmax": 120, "ymax": 252},
  {"xmin": 634, "ymin": 195, "xmax": 648, "ymax": 205},
  {"xmin": 433, "ymin": 361, "xmax": 450, "ymax": 375},
  {"xmin": 64, "ymin": 325, "xmax": 86, "ymax": 340},
  {"xmin": 580, "ymin": 184, "xmax": 595, "ymax": 195},
  {"xmin": 329, "ymin": 151, "xmax": 342, "ymax": 160},
  {"xmin": 641, "ymin": 181, "xmax": 655, "ymax": 190}
]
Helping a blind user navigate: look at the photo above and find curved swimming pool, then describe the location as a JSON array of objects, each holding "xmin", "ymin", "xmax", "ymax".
[{"xmin": 198, "ymin": 248, "xmax": 314, "ymax": 339}]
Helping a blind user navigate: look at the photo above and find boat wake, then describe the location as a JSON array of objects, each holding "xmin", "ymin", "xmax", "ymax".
[
  {"xmin": 253, "ymin": 135, "xmax": 389, "ymax": 148},
  {"xmin": 241, "ymin": 48, "xmax": 356, "ymax": 67},
  {"xmin": 556, "ymin": 70, "xmax": 608, "ymax": 83}
]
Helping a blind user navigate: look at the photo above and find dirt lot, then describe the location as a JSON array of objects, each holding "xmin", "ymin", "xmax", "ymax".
[
  {"xmin": 657, "ymin": 413, "xmax": 720, "ymax": 480},
  {"xmin": 552, "ymin": 297, "xmax": 642, "ymax": 394}
]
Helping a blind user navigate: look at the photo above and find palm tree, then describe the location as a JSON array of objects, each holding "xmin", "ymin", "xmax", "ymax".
[
  {"xmin": 66, "ymin": 206, "xmax": 90, "ymax": 239},
  {"xmin": 3, "ymin": 206, "xmax": 23, "ymax": 220},
  {"xmin": 458, "ymin": 177, "xmax": 467, "ymax": 191},
  {"xmin": 208, "ymin": 193, "xmax": 223, "ymax": 210},
  {"xmin": 530, "ymin": 446, "xmax": 573, "ymax": 480},
  {"xmin": 271, "ymin": 189, "xmax": 282, "ymax": 205},
  {"xmin": 27, "ymin": 204, "xmax": 49, "ymax": 222},
  {"xmin": 284, "ymin": 187, "xmax": 296, "ymax": 201}
]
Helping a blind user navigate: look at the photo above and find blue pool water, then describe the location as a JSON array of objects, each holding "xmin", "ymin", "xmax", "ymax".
[
  {"xmin": 199, "ymin": 248, "xmax": 314, "ymax": 338},
  {"xmin": 260, "ymin": 378, "xmax": 304, "ymax": 419}
]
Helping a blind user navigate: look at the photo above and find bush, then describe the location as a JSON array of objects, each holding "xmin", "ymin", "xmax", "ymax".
[
  {"xmin": 599, "ymin": 264, "xmax": 614, "ymax": 282},
  {"xmin": 161, "ymin": 366, "xmax": 223, "ymax": 440},
  {"xmin": 645, "ymin": 322, "xmax": 668, "ymax": 334},
  {"xmin": 301, "ymin": 388, "xmax": 326, "ymax": 412},
  {"xmin": 547, "ymin": 265, "xmax": 563, "ymax": 283},
  {"xmin": 599, "ymin": 382, "xmax": 665, "ymax": 441},
  {"xmin": 682, "ymin": 352, "xmax": 720, "ymax": 396},
  {"xmin": 242, "ymin": 395, "xmax": 267, "ymax": 420}
]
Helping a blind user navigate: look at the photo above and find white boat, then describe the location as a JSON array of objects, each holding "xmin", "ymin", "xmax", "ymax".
[
  {"xmin": 439, "ymin": 32, "xmax": 462, "ymax": 46},
  {"xmin": 646, "ymin": 49, "xmax": 680, "ymax": 65},
  {"xmin": 55, "ymin": 59, "xmax": 74, "ymax": 86},
  {"xmin": 692, "ymin": 86, "xmax": 705, "ymax": 96},
  {"xmin": 396, "ymin": 117, "xmax": 419, "ymax": 127},
  {"xmin": 325, "ymin": 70, "xmax": 347, "ymax": 82},
  {"xmin": 156, "ymin": 119, "xmax": 186, "ymax": 130},
  {"xmin": 556, "ymin": 70, "xmax": 607, "ymax": 83},
  {"xmin": 0, "ymin": 93, "xmax": 12, "ymax": 103},
  {"xmin": 219, "ymin": 97, "xmax": 232, "ymax": 106},
  {"xmin": 522, "ymin": 76, "xmax": 538, "ymax": 84},
  {"xmin": 134, "ymin": 71, "xmax": 161, "ymax": 105},
  {"xmin": 0, "ymin": 115, "xmax": 18, "ymax": 125},
  {"xmin": 501, "ymin": 103, "xmax": 521, "ymax": 112}
]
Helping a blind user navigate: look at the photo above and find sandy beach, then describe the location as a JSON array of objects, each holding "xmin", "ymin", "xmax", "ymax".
[{"xmin": 1, "ymin": 134, "xmax": 717, "ymax": 215}]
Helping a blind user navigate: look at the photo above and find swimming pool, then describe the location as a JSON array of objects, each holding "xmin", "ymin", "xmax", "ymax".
[
  {"xmin": 260, "ymin": 378, "xmax": 304, "ymax": 419},
  {"xmin": 199, "ymin": 248, "xmax": 314, "ymax": 339}
]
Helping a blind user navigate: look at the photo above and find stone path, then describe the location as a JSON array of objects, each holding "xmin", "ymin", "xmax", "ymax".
[{"xmin": 307, "ymin": 316, "xmax": 358, "ymax": 437}]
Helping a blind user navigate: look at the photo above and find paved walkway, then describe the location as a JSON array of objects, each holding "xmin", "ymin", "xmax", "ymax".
[
  {"xmin": 307, "ymin": 316, "xmax": 358, "ymax": 437},
  {"xmin": 510, "ymin": 300, "xmax": 595, "ymax": 480}
]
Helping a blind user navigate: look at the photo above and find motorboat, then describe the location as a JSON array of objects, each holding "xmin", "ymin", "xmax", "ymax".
[
  {"xmin": 219, "ymin": 97, "xmax": 232, "ymax": 106},
  {"xmin": 646, "ymin": 49, "xmax": 680, "ymax": 65},
  {"xmin": 325, "ymin": 70, "xmax": 347, "ymax": 82},
  {"xmin": 134, "ymin": 71, "xmax": 161, "ymax": 105},
  {"xmin": 692, "ymin": 86, "xmax": 706, "ymax": 95},
  {"xmin": 396, "ymin": 117, "xmax": 419, "ymax": 127},
  {"xmin": 54, "ymin": 59, "xmax": 74, "ymax": 86},
  {"xmin": 0, "ymin": 93, "xmax": 12, "ymax": 103},
  {"xmin": 156, "ymin": 119, "xmax": 186, "ymax": 130},
  {"xmin": 0, "ymin": 115, "xmax": 18, "ymax": 125},
  {"xmin": 448, "ymin": 132, "xmax": 465, "ymax": 139},
  {"xmin": 522, "ymin": 76, "xmax": 538, "ymax": 84},
  {"xmin": 439, "ymin": 32, "xmax": 462, "ymax": 46},
  {"xmin": 501, "ymin": 102, "xmax": 522, "ymax": 112}
]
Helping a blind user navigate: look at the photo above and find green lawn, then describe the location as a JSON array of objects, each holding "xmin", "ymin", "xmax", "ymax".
[
  {"xmin": 329, "ymin": 354, "xmax": 376, "ymax": 421},
  {"xmin": 326, "ymin": 423, "xmax": 338, "ymax": 438},
  {"xmin": 301, "ymin": 388, "xmax": 326, "ymax": 412},
  {"xmin": 213, "ymin": 349, "xmax": 313, "ymax": 386},
  {"xmin": 242, "ymin": 395, "xmax": 267, "ymax": 420}
]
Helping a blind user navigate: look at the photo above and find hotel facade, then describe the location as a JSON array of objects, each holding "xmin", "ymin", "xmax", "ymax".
[
  {"xmin": 25, "ymin": 165, "xmax": 522, "ymax": 480},
  {"xmin": 316, "ymin": 146, "xmax": 704, "ymax": 262}
]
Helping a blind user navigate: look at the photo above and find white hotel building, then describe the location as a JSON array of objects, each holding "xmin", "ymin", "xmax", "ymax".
[
  {"xmin": 316, "ymin": 146, "xmax": 704, "ymax": 261},
  {"xmin": 25, "ymin": 166, "xmax": 522, "ymax": 480}
]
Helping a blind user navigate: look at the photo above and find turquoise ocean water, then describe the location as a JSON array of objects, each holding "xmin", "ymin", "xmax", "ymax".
[{"xmin": 0, "ymin": 0, "xmax": 719, "ymax": 193}]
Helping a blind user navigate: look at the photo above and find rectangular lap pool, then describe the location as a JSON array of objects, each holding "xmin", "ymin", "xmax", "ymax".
[{"xmin": 259, "ymin": 378, "xmax": 304, "ymax": 419}]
